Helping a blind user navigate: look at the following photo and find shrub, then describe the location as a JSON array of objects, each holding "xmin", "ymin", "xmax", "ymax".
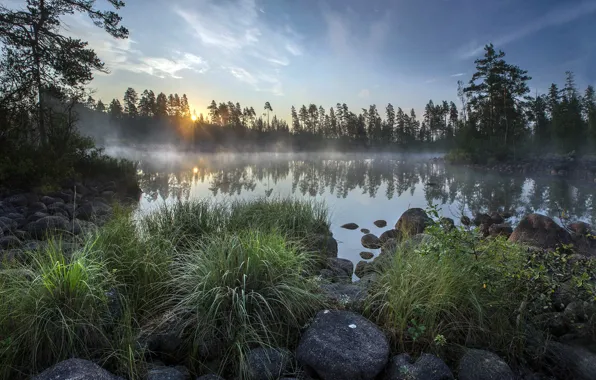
[
  {"xmin": 444, "ymin": 148, "xmax": 474, "ymax": 164},
  {"xmin": 171, "ymin": 231, "xmax": 323, "ymax": 377},
  {"xmin": 0, "ymin": 239, "xmax": 114, "ymax": 377}
]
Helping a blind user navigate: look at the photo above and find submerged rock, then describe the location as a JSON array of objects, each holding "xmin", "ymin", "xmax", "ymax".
[
  {"xmin": 296, "ymin": 310, "xmax": 389, "ymax": 380},
  {"xmin": 340, "ymin": 223, "xmax": 359, "ymax": 230},
  {"xmin": 383, "ymin": 353, "xmax": 453, "ymax": 380},
  {"xmin": 361, "ymin": 228, "xmax": 370, "ymax": 234},
  {"xmin": 457, "ymin": 349, "xmax": 514, "ymax": 380},
  {"xmin": 379, "ymin": 229, "xmax": 401, "ymax": 244},
  {"xmin": 509, "ymin": 214, "xmax": 572, "ymax": 249},
  {"xmin": 395, "ymin": 208, "xmax": 432, "ymax": 236},
  {"xmin": 361, "ymin": 234, "xmax": 381, "ymax": 249},
  {"xmin": 33, "ymin": 358, "xmax": 123, "ymax": 380},
  {"xmin": 354, "ymin": 260, "xmax": 372, "ymax": 279}
]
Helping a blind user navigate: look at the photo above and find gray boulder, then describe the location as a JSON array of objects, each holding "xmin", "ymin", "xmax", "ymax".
[
  {"xmin": 354, "ymin": 260, "xmax": 372, "ymax": 279},
  {"xmin": 33, "ymin": 358, "xmax": 123, "ymax": 380},
  {"xmin": 457, "ymin": 349, "xmax": 514, "ymax": 380},
  {"xmin": 27, "ymin": 216, "xmax": 71, "ymax": 239},
  {"xmin": 196, "ymin": 376, "xmax": 225, "ymax": 380},
  {"xmin": 379, "ymin": 229, "xmax": 401, "ymax": 244},
  {"xmin": 28, "ymin": 202, "xmax": 48, "ymax": 214},
  {"xmin": 395, "ymin": 208, "xmax": 432, "ymax": 236},
  {"xmin": 296, "ymin": 310, "xmax": 389, "ymax": 380},
  {"xmin": 326, "ymin": 258, "xmax": 354, "ymax": 280},
  {"xmin": 40, "ymin": 196, "xmax": 62, "ymax": 206},
  {"xmin": 7, "ymin": 194, "xmax": 29, "ymax": 207},
  {"xmin": 246, "ymin": 347, "xmax": 291, "ymax": 380},
  {"xmin": 0, "ymin": 236, "xmax": 22, "ymax": 250},
  {"xmin": 309, "ymin": 235, "xmax": 338, "ymax": 258},
  {"xmin": 384, "ymin": 353, "xmax": 453, "ymax": 380},
  {"xmin": 319, "ymin": 283, "xmax": 366, "ymax": 311},
  {"xmin": 75, "ymin": 200, "xmax": 113, "ymax": 221},
  {"xmin": 147, "ymin": 366, "xmax": 187, "ymax": 380},
  {"xmin": 544, "ymin": 342, "xmax": 596, "ymax": 380},
  {"xmin": 360, "ymin": 251, "xmax": 374, "ymax": 259},
  {"xmin": 361, "ymin": 234, "xmax": 381, "ymax": 249},
  {"xmin": 0, "ymin": 216, "xmax": 17, "ymax": 231},
  {"xmin": 341, "ymin": 223, "xmax": 359, "ymax": 230},
  {"xmin": 374, "ymin": 220, "xmax": 387, "ymax": 228}
]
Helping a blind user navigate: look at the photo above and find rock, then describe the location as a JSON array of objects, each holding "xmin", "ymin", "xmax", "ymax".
[
  {"xmin": 196, "ymin": 375, "xmax": 225, "ymax": 380},
  {"xmin": 309, "ymin": 235, "xmax": 338, "ymax": 258},
  {"xmin": 360, "ymin": 251, "xmax": 374, "ymax": 259},
  {"xmin": 461, "ymin": 216, "xmax": 471, "ymax": 226},
  {"xmin": 6, "ymin": 213, "xmax": 26, "ymax": 228},
  {"xmin": 47, "ymin": 191, "xmax": 72, "ymax": 203},
  {"xmin": 138, "ymin": 312, "xmax": 183, "ymax": 361},
  {"xmin": 361, "ymin": 234, "xmax": 381, "ymax": 249},
  {"xmin": 395, "ymin": 208, "xmax": 432, "ymax": 236},
  {"xmin": 319, "ymin": 283, "xmax": 366, "ymax": 311},
  {"xmin": 354, "ymin": 260, "xmax": 371, "ymax": 279},
  {"xmin": 490, "ymin": 212, "xmax": 505, "ymax": 225},
  {"xmin": 0, "ymin": 216, "xmax": 17, "ymax": 231},
  {"xmin": 509, "ymin": 214, "xmax": 572, "ymax": 249},
  {"xmin": 246, "ymin": 347, "xmax": 291, "ymax": 380},
  {"xmin": 439, "ymin": 217, "xmax": 455, "ymax": 231},
  {"xmin": 537, "ymin": 312, "xmax": 571, "ymax": 337},
  {"xmin": 7, "ymin": 194, "xmax": 29, "ymax": 207},
  {"xmin": 147, "ymin": 366, "xmax": 187, "ymax": 380},
  {"xmin": 489, "ymin": 224, "xmax": 513, "ymax": 238},
  {"xmin": 473, "ymin": 213, "xmax": 492, "ymax": 227},
  {"xmin": 379, "ymin": 229, "xmax": 401, "ymax": 244},
  {"xmin": 457, "ymin": 349, "xmax": 514, "ymax": 380},
  {"xmin": 502, "ymin": 211, "xmax": 513, "ymax": 219},
  {"xmin": 47, "ymin": 202, "xmax": 68, "ymax": 216},
  {"xmin": 75, "ymin": 200, "xmax": 112, "ymax": 221},
  {"xmin": 33, "ymin": 358, "xmax": 123, "ymax": 380},
  {"xmin": 568, "ymin": 222, "xmax": 593, "ymax": 236},
  {"xmin": 27, "ymin": 211, "xmax": 50, "ymax": 223},
  {"xmin": 543, "ymin": 342, "xmax": 596, "ymax": 380},
  {"xmin": 40, "ymin": 196, "xmax": 62, "ymax": 206},
  {"xmin": 361, "ymin": 228, "xmax": 370, "ymax": 234},
  {"xmin": 374, "ymin": 220, "xmax": 387, "ymax": 228},
  {"xmin": 296, "ymin": 310, "xmax": 390, "ymax": 380},
  {"xmin": 341, "ymin": 223, "xmax": 359, "ymax": 230},
  {"xmin": 383, "ymin": 353, "xmax": 453, "ymax": 380},
  {"xmin": 28, "ymin": 202, "xmax": 48, "ymax": 214},
  {"xmin": 564, "ymin": 301, "xmax": 592, "ymax": 322},
  {"xmin": 0, "ymin": 236, "xmax": 22, "ymax": 250},
  {"xmin": 27, "ymin": 216, "xmax": 71, "ymax": 239},
  {"xmin": 325, "ymin": 258, "xmax": 354, "ymax": 281},
  {"xmin": 552, "ymin": 281, "xmax": 576, "ymax": 311}
]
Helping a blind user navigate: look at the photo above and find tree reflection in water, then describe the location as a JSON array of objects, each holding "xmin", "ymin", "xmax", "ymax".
[{"xmin": 137, "ymin": 155, "xmax": 596, "ymax": 225}]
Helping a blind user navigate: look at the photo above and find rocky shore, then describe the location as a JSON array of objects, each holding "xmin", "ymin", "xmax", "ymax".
[{"xmin": 6, "ymin": 202, "xmax": 596, "ymax": 380}]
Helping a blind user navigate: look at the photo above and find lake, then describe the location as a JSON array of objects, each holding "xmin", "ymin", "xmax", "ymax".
[{"xmin": 106, "ymin": 148, "xmax": 596, "ymax": 266}]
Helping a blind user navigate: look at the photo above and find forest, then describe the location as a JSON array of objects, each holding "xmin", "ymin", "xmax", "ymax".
[{"xmin": 83, "ymin": 44, "xmax": 596, "ymax": 159}]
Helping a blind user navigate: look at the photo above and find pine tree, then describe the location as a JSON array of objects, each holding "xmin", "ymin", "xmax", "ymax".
[
  {"xmin": 96, "ymin": 100, "xmax": 106, "ymax": 113},
  {"xmin": 290, "ymin": 106, "xmax": 300, "ymax": 133},
  {"xmin": 155, "ymin": 92, "xmax": 169, "ymax": 117},
  {"xmin": 385, "ymin": 103, "xmax": 395, "ymax": 143},
  {"xmin": 329, "ymin": 107, "xmax": 337, "ymax": 138},
  {"xmin": 584, "ymin": 85, "xmax": 596, "ymax": 147},
  {"xmin": 207, "ymin": 100, "xmax": 218, "ymax": 124},
  {"xmin": 123, "ymin": 87, "xmax": 138, "ymax": 116},
  {"xmin": 264, "ymin": 101, "xmax": 273, "ymax": 128},
  {"xmin": 108, "ymin": 98, "xmax": 123, "ymax": 120},
  {"xmin": 180, "ymin": 94, "xmax": 191, "ymax": 118}
]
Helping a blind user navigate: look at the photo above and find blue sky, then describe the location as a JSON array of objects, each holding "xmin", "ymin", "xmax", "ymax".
[{"xmin": 59, "ymin": 0, "xmax": 596, "ymax": 119}]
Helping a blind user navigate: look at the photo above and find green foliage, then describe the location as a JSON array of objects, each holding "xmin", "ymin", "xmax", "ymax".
[
  {"xmin": 445, "ymin": 148, "xmax": 474, "ymax": 164},
  {"xmin": 171, "ymin": 231, "xmax": 323, "ymax": 377},
  {"xmin": 0, "ymin": 240, "xmax": 114, "ymax": 377}
]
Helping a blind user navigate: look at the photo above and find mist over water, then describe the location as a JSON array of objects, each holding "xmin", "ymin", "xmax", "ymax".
[{"xmin": 109, "ymin": 147, "xmax": 596, "ymax": 265}]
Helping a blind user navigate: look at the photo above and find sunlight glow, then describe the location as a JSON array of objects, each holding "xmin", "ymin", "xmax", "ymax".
[
  {"xmin": 191, "ymin": 114, "xmax": 197, "ymax": 121},
  {"xmin": 193, "ymin": 167, "xmax": 199, "ymax": 174}
]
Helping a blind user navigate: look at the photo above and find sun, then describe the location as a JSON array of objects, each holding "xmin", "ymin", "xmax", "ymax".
[{"xmin": 191, "ymin": 114, "xmax": 197, "ymax": 121}]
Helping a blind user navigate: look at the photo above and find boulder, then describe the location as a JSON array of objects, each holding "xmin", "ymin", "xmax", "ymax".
[
  {"xmin": 75, "ymin": 200, "xmax": 112, "ymax": 221},
  {"xmin": 296, "ymin": 310, "xmax": 390, "ymax": 380},
  {"xmin": 568, "ymin": 222, "xmax": 596, "ymax": 256},
  {"xmin": 374, "ymin": 220, "xmax": 387, "ymax": 228},
  {"xmin": 473, "ymin": 213, "xmax": 492, "ymax": 227},
  {"xmin": 460, "ymin": 216, "xmax": 471, "ymax": 226},
  {"xmin": 360, "ymin": 251, "xmax": 374, "ymax": 260},
  {"xmin": 6, "ymin": 213, "xmax": 26, "ymax": 228},
  {"xmin": 27, "ymin": 211, "xmax": 50, "ymax": 223},
  {"xmin": 7, "ymin": 194, "xmax": 29, "ymax": 207},
  {"xmin": 383, "ymin": 353, "xmax": 453, "ymax": 380},
  {"xmin": 341, "ymin": 223, "xmax": 359, "ymax": 230},
  {"xmin": 309, "ymin": 235, "xmax": 338, "ymax": 258},
  {"xmin": 361, "ymin": 234, "xmax": 381, "ymax": 249},
  {"xmin": 0, "ymin": 236, "xmax": 22, "ymax": 250},
  {"xmin": 395, "ymin": 208, "xmax": 432, "ymax": 236},
  {"xmin": 319, "ymin": 283, "xmax": 366, "ymax": 311},
  {"xmin": 40, "ymin": 196, "xmax": 63, "ymax": 206},
  {"xmin": 47, "ymin": 191, "xmax": 72, "ymax": 203},
  {"xmin": 33, "ymin": 358, "xmax": 123, "ymax": 380},
  {"xmin": 28, "ymin": 202, "xmax": 48, "ymax": 214},
  {"xmin": 137, "ymin": 312, "xmax": 183, "ymax": 361},
  {"xmin": 489, "ymin": 224, "xmax": 513, "ymax": 238},
  {"xmin": 326, "ymin": 258, "xmax": 354, "ymax": 280},
  {"xmin": 379, "ymin": 229, "xmax": 401, "ymax": 244},
  {"xmin": 0, "ymin": 216, "xmax": 17, "ymax": 231},
  {"xmin": 27, "ymin": 216, "xmax": 71, "ymax": 239},
  {"xmin": 246, "ymin": 347, "xmax": 291, "ymax": 380},
  {"xmin": 457, "ymin": 349, "xmax": 514, "ymax": 380},
  {"xmin": 196, "ymin": 376, "xmax": 225, "ymax": 380},
  {"xmin": 543, "ymin": 342, "xmax": 596, "ymax": 380},
  {"xmin": 354, "ymin": 260, "xmax": 371, "ymax": 279},
  {"xmin": 509, "ymin": 214, "xmax": 572, "ymax": 249},
  {"xmin": 568, "ymin": 222, "xmax": 593, "ymax": 236},
  {"xmin": 490, "ymin": 212, "xmax": 505, "ymax": 225},
  {"xmin": 147, "ymin": 366, "xmax": 187, "ymax": 380}
]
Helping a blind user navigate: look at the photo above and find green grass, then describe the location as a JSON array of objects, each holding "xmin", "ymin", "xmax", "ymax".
[
  {"xmin": 0, "ymin": 239, "xmax": 114, "ymax": 377},
  {"xmin": 171, "ymin": 231, "xmax": 323, "ymax": 378}
]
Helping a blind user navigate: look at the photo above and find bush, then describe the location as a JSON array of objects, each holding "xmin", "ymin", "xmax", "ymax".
[
  {"xmin": 0, "ymin": 240, "xmax": 115, "ymax": 377},
  {"xmin": 171, "ymin": 231, "xmax": 323, "ymax": 377},
  {"xmin": 445, "ymin": 148, "xmax": 474, "ymax": 164}
]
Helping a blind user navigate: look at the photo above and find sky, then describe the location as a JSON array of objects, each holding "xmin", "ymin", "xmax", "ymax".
[{"xmin": 42, "ymin": 0, "xmax": 596, "ymax": 119}]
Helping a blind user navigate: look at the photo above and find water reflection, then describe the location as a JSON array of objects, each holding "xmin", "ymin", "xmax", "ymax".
[{"xmin": 137, "ymin": 155, "xmax": 596, "ymax": 225}]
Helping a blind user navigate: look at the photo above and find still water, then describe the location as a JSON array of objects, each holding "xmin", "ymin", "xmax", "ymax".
[{"xmin": 108, "ymin": 149, "xmax": 596, "ymax": 266}]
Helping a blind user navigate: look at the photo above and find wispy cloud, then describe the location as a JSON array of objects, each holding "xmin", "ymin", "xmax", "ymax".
[
  {"xmin": 457, "ymin": 1, "xmax": 596, "ymax": 59},
  {"xmin": 174, "ymin": 0, "xmax": 303, "ymax": 96},
  {"xmin": 450, "ymin": 73, "xmax": 465, "ymax": 77},
  {"xmin": 358, "ymin": 89, "xmax": 371, "ymax": 98}
]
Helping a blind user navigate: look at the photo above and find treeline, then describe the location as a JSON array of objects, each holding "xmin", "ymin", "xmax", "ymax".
[
  {"xmin": 85, "ymin": 88, "xmax": 460, "ymax": 151},
  {"xmin": 452, "ymin": 44, "xmax": 596, "ymax": 162}
]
